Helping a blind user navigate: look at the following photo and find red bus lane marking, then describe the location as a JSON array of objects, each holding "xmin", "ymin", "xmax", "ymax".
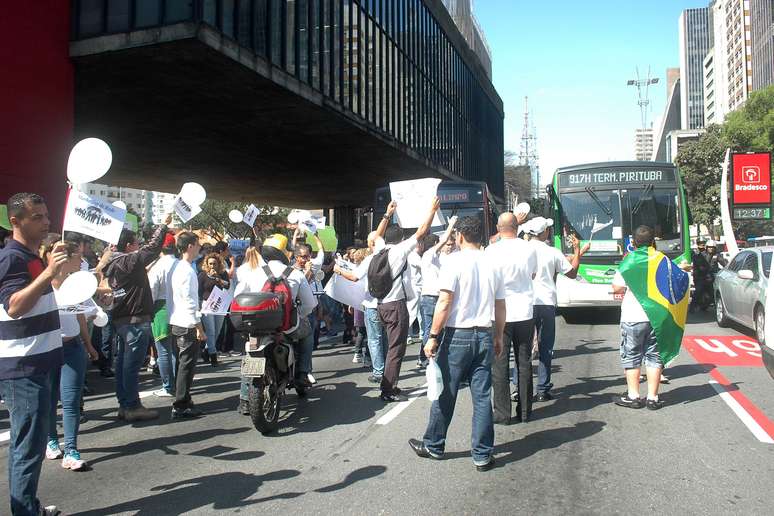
[
  {"xmin": 682, "ymin": 335, "xmax": 774, "ymax": 444},
  {"xmin": 682, "ymin": 335, "xmax": 762, "ymax": 367}
]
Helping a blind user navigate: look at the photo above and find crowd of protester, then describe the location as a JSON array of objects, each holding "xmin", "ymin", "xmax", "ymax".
[{"xmin": 1, "ymin": 189, "xmax": 696, "ymax": 514}]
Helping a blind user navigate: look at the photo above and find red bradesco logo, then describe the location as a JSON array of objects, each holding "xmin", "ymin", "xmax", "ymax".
[{"xmin": 733, "ymin": 152, "xmax": 772, "ymax": 205}]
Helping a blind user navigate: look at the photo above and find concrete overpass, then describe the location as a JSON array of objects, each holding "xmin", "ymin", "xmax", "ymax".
[{"xmin": 69, "ymin": 0, "xmax": 504, "ymax": 209}]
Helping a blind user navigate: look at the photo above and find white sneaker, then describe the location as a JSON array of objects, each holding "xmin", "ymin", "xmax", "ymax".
[
  {"xmin": 153, "ymin": 389, "xmax": 173, "ymax": 398},
  {"xmin": 40, "ymin": 505, "xmax": 61, "ymax": 516},
  {"xmin": 352, "ymin": 353, "xmax": 363, "ymax": 363},
  {"xmin": 307, "ymin": 373, "xmax": 317, "ymax": 385},
  {"xmin": 46, "ymin": 440, "xmax": 62, "ymax": 460},
  {"xmin": 61, "ymin": 450, "xmax": 87, "ymax": 471}
]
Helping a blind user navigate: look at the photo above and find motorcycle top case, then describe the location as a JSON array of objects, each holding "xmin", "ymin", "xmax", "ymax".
[{"xmin": 229, "ymin": 292, "xmax": 284, "ymax": 333}]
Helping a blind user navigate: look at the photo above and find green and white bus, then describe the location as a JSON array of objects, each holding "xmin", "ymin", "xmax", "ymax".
[{"xmin": 547, "ymin": 161, "xmax": 692, "ymax": 308}]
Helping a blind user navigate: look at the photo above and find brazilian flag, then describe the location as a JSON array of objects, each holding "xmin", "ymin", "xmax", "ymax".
[{"xmin": 618, "ymin": 246, "xmax": 690, "ymax": 365}]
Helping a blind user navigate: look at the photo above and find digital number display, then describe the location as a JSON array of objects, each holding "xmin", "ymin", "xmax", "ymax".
[{"xmin": 732, "ymin": 207, "xmax": 771, "ymax": 220}]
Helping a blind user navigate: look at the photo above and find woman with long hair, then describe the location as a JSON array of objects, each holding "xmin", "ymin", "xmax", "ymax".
[
  {"xmin": 198, "ymin": 252, "xmax": 230, "ymax": 366},
  {"xmin": 41, "ymin": 235, "xmax": 99, "ymax": 471}
]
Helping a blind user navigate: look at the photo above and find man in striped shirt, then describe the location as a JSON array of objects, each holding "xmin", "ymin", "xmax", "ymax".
[{"xmin": 0, "ymin": 193, "xmax": 67, "ymax": 516}]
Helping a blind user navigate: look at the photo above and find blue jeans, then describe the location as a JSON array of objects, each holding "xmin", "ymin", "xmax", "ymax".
[
  {"xmin": 99, "ymin": 313, "xmax": 115, "ymax": 370},
  {"xmin": 154, "ymin": 335, "xmax": 176, "ymax": 394},
  {"xmin": 295, "ymin": 330, "xmax": 314, "ymax": 376},
  {"xmin": 0, "ymin": 373, "xmax": 51, "ymax": 516},
  {"xmin": 48, "ymin": 339, "xmax": 87, "ymax": 453},
  {"xmin": 115, "ymin": 322, "xmax": 152, "ymax": 409},
  {"xmin": 534, "ymin": 305, "xmax": 557, "ymax": 394},
  {"xmin": 419, "ymin": 295, "xmax": 439, "ymax": 362},
  {"xmin": 364, "ymin": 307, "xmax": 387, "ymax": 377},
  {"xmin": 201, "ymin": 313, "xmax": 224, "ymax": 355},
  {"xmin": 422, "ymin": 328, "xmax": 494, "ymax": 463}
]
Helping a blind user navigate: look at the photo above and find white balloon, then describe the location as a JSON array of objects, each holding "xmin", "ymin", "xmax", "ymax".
[
  {"xmin": 179, "ymin": 182, "xmax": 207, "ymax": 206},
  {"xmin": 228, "ymin": 209, "xmax": 244, "ymax": 223},
  {"xmin": 93, "ymin": 309, "xmax": 109, "ymax": 328},
  {"xmin": 67, "ymin": 138, "xmax": 113, "ymax": 185},
  {"xmin": 287, "ymin": 210, "xmax": 300, "ymax": 224},
  {"xmin": 55, "ymin": 271, "xmax": 98, "ymax": 307},
  {"xmin": 112, "ymin": 200, "xmax": 127, "ymax": 210},
  {"xmin": 515, "ymin": 202, "xmax": 531, "ymax": 215}
]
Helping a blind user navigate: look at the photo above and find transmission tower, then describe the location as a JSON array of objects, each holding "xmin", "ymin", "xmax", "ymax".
[
  {"xmin": 519, "ymin": 96, "xmax": 539, "ymax": 198},
  {"xmin": 627, "ymin": 67, "xmax": 659, "ymax": 131}
]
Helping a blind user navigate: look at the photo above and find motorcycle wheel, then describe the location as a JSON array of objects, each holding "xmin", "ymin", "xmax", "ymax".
[{"xmin": 248, "ymin": 369, "xmax": 280, "ymax": 435}]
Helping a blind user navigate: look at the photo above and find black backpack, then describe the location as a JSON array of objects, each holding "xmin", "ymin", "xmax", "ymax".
[{"xmin": 367, "ymin": 248, "xmax": 407, "ymax": 299}]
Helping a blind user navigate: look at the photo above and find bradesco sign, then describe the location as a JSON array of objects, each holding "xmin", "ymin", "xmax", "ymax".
[{"xmin": 732, "ymin": 152, "xmax": 772, "ymax": 205}]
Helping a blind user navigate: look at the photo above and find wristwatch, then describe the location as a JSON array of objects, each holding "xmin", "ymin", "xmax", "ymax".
[
  {"xmin": 383, "ymin": 214, "xmax": 391, "ymax": 220},
  {"xmin": 428, "ymin": 333, "xmax": 439, "ymax": 340}
]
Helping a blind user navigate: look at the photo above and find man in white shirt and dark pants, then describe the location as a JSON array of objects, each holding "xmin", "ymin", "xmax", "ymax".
[
  {"xmin": 168, "ymin": 232, "xmax": 206, "ymax": 419},
  {"xmin": 409, "ymin": 216, "xmax": 504, "ymax": 471},
  {"xmin": 374, "ymin": 198, "xmax": 439, "ymax": 402},
  {"xmin": 527, "ymin": 217, "xmax": 588, "ymax": 401},
  {"xmin": 486, "ymin": 212, "xmax": 537, "ymax": 424}
]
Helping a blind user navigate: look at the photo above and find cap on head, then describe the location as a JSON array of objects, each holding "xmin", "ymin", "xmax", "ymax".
[
  {"xmin": 263, "ymin": 234, "xmax": 290, "ymax": 257},
  {"xmin": 527, "ymin": 217, "xmax": 554, "ymax": 235}
]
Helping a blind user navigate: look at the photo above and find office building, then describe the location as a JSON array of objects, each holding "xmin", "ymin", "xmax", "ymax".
[
  {"xmin": 85, "ymin": 184, "xmax": 177, "ymax": 224},
  {"xmin": 707, "ymin": 0, "xmax": 753, "ymax": 123},
  {"xmin": 635, "ymin": 128, "xmax": 654, "ymax": 161},
  {"xmin": 679, "ymin": 8, "xmax": 712, "ymax": 129},
  {"xmin": 751, "ymin": 0, "xmax": 774, "ymax": 90},
  {"xmin": 652, "ymin": 77, "xmax": 682, "ymax": 161},
  {"xmin": 666, "ymin": 67, "xmax": 681, "ymax": 95},
  {"xmin": 441, "ymin": 0, "xmax": 492, "ymax": 78}
]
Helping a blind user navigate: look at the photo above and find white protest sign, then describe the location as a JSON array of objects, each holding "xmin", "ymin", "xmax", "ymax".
[
  {"xmin": 299, "ymin": 216, "xmax": 318, "ymax": 235},
  {"xmin": 173, "ymin": 196, "xmax": 201, "ymax": 223},
  {"xmin": 243, "ymin": 204, "xmax": 259, "ymax": 227},
  {"xmin": 324, "ymin": 262, "xmax": 367, "ymax": 309},
  {"xmin": 591, "ymin": 219, "xmax": 613, "ymax": 234},
  {"xmin": 63, "ymin": 189, "xmax": 126, "ymax": 244},
  {"xmin": 201, "ymin": 286, "xmax": 233, "ymax": 315},
  {"xmin": 389, "ymin": 178, "xmax": 445, "ymax": 228}
]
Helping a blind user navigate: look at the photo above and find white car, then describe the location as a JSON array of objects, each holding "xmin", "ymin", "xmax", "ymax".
[{"xmin": 714, "ymin": 246, "xmax": 771, "ymax": 346}]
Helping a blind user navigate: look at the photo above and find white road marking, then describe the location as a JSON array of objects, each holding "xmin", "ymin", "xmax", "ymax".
[
  {"xmin": 708, "ymin": 380, "xmax": 774, "ymax": 444},
  {"xmin": 0, "ymin": 431, "xmax": 9, "ymax": 443},
  {"xmin": 376, "ymin": 385, "xmax": 428, "ymax": 426}
]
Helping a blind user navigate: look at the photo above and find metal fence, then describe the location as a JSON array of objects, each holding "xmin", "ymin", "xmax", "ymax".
[{"xmin": 71, "ymin": 0, "xmax": 504, "ymax": 197}]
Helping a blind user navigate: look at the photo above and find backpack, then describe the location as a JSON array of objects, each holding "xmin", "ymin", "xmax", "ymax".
[
  {"xmin": 261, "ymin": 265, "xmax": 298, "ymax": 332},
  {"xmin": 367, "ymin": 248, "xmax": 407, "ymax": 299}
]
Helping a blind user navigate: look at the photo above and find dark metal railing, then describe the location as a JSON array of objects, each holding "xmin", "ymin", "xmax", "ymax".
[{"xmin": 71, "ymin": 0, "xmax": 504, "ymax": 197}]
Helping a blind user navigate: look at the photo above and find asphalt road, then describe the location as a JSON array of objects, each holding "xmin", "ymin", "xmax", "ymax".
[{"xmin": 1, "ymin": 310, "xmax": 773, "ymax": 515}]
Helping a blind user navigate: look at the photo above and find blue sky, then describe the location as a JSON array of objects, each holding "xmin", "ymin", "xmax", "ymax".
[{"xmin": 474, "ymin": 0, "xmax": 710, "ymax": 186}]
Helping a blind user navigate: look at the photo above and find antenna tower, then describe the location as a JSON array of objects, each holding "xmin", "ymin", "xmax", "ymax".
[
  {"xmin": 519, "ymin": 96, "xmax": 539, "ymax": 198},
  {"xmin": 627, "ymin": 67, "xmax": 659, "ymax": 131}
]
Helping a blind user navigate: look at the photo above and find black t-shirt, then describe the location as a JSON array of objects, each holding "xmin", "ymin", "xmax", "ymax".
[{"xmin": 198, "ymin": 271, "xmax": 230, "ymax": 302}]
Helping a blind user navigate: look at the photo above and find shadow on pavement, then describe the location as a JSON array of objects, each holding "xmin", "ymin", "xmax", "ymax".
[
  {"xmin": 70, "ymin": 469, "xmax": 301, "ymax": 515},
  {"xmin": 82, "ymin": 427, "xmax": 252, "ymax": 466},
  {"xmin": 553, "ymin": 340, "xmax": 617, "ymax": 360},
  {"xmin": 442, "ymin": 421, "xmax": 606, "ymax": 466},
  {"xmin": 247, "ymin": 465, "xmax": 388, "ymax": 504}
]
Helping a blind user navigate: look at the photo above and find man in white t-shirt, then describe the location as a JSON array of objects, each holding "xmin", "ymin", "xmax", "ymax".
[
  {"xmin": 334, "ymin": 223, "xmax": 393, "ymax": 384},
  {"xmin": 526, "ymin": 217, "xmax": 589, "ymax": 402},
  {"xmin": 485, "ymin": 212, "xmax": 537, "ymax": 424},
  {"xmin": 612, "ymin": 225, "xmax": 663, "ymax": 410},
  {"xmin": 416, "ymin": 217, "xmax": 458, "ymax": 368},
  {"xmin": 168, "ymin": 232, "xmax": 206, "ymax": 419},
  {"xmin": 408, "ymin": 216, "xmax": 504, "ymax": 471},
  {"xmin": 372, "ymin": 198, "xmax": 440, "ymax": 402}
]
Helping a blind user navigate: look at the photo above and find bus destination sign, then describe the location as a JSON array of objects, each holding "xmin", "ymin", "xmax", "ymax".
[{"xmin": 558, "ymin": 168, "xmax": 676, "ymax": 188}]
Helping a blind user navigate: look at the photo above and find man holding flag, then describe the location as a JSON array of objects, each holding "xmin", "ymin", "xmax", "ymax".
[{"xmin": 612, "ymin": 225, "xmax": 690, "ymax": 410}]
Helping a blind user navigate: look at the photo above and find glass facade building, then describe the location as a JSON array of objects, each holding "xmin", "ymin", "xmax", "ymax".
[
  {"xmin": 751, "ymin": 0, "xmax": 774, "ymax": 91},
  {"xmin": 679, "ymin": 7, "xmax": 711, "ymax": 130},
  {"xmin": 71, "ymin": 0, "xmax": 504, "ymax": 198}
]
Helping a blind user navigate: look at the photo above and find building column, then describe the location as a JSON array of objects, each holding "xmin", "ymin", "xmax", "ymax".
[{"xmin": 333, "ymin": 206, "xmax": 355, "ymax": 249}]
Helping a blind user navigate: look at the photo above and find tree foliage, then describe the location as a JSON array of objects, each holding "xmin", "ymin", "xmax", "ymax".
[
  {"xmin": 183, "ymin": 200, "xmax": 292, "ymax": 241},
  {"xmin": 675, "ymin": 85, "xmax": 774, "ymax": 238}
]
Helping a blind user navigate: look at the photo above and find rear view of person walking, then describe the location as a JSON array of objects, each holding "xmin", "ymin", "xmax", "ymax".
[{"xmin": 408, "ymin": 216, "xmax": 503, "ymax": 471}]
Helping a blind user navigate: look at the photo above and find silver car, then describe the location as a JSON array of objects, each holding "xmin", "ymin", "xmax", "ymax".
[{"xmin": 714, "ymin": 246, "xmax": 771, "ymax": 347}]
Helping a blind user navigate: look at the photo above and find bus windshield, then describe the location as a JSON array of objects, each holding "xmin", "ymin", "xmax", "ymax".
[{"xmin": 559, "ymin": 186, "xmax": 683, "ymax": 257}]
